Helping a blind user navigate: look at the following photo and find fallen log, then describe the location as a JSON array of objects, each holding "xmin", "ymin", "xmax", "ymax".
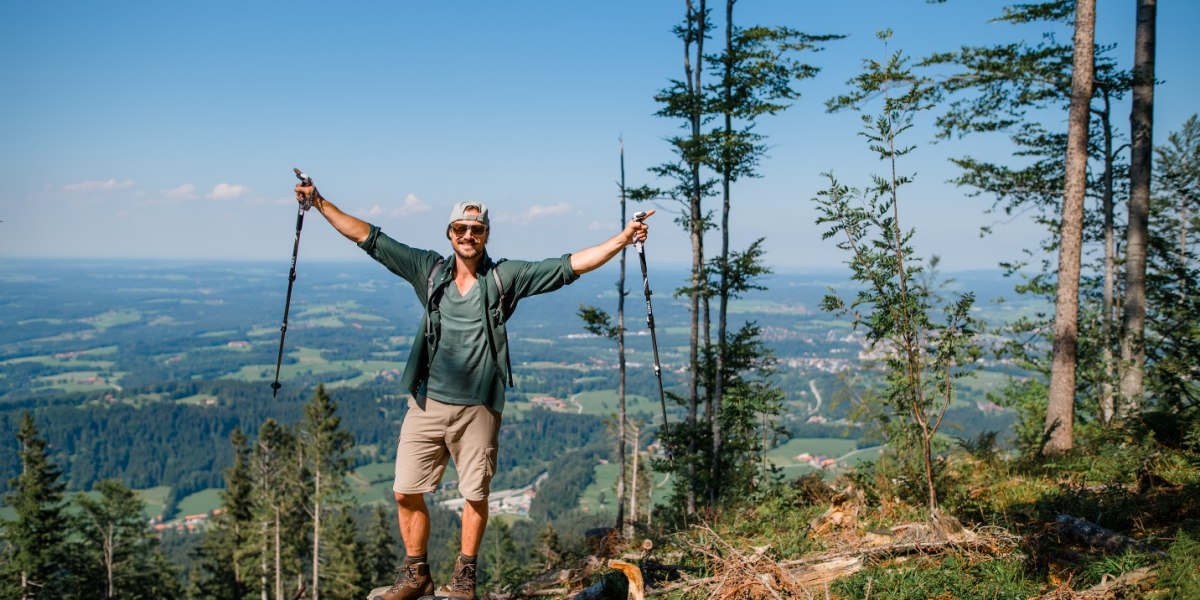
[{"xmin": 1053, "ymin": 514, "xmax": 1167, "ymax": 557}]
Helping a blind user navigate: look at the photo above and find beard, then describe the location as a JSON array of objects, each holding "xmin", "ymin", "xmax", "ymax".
[{"xmin": 453, "ymin": 239, "xmax": 483, "ymax": 261}]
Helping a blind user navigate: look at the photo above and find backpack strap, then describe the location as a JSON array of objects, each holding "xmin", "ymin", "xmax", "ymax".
[
  {"xmin": 488, "ymin": 259, "xmax": 516, "ymax": 387},
  {"xmin": 490, "ymin": 258, "xmax": 511, "ymax": 324},
  {"xmin": 425, "ymin": 257, "xmax": 446, "ymax": 345}
]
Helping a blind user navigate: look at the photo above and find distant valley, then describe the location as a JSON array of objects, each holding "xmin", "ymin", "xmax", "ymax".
[{"xmin": 0, "ymin": 258, "xmax": 1039, "ymax": 523}]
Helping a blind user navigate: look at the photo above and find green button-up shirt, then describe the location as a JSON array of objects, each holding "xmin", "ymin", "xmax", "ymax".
[{"xmin": 358, "ymin": 224, "xmax": 580, "ymax": 412}]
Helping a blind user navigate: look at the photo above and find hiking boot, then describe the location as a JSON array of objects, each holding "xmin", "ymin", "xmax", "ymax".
[
  {"xmin": 443, "ymin": 555, "xmax": 477, "ymax": 600},
  {"xmin": 374, "ymin": 561, "xmax": 434, "ymax": 600}
]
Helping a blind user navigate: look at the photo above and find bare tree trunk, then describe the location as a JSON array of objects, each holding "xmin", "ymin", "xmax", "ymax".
[
  {"xmin": 629, "ymin": 421, "xmax": 640, "ymax": 529},
  {"xmin": 683, "ymin": 0, "xmax": 706, "ymax": 519},
  {"xmin": 1098, "ymin": 91, "xmax": 1117, "ymax": 425},
  {"xmin": 275, "ymin": 508, "xmax": 283, "ymax": 600},
  {"xmin": 710, "ymin": 0, "xmax": 734, "ymax": 508},
  {"xmin": 105, "ymin": 524, "xmax": 114, "ymax": 598},
  {"xmin": 1045, "ymin": 0, "xmax": 1096, "ymax": 454},
  {"xmin": 261, "ymin": 521, "xmax": 270, "ymax": 600},
  {"xmin": 1119, "ymin": 0, "xmax": 1156, "ymax": 417},
  {"xmin": 617, "ymin": 140, "xmax": 629, "ymax": 537},
  {"xmin": 312, "ymin": 470, "xmax": 321, "ymax": 600}
]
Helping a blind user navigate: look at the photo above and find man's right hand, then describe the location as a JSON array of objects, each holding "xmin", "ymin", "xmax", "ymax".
[{"xmin": 295, "ymin": 183, "xmax": 321, "ymax": 208}]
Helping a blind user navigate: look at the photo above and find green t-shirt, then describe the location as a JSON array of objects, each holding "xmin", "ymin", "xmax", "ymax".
[
  {"xmin": 425, "ymin": 281, "xmax": 488, "ymax": 405},
  {"xmin": 357, "ymin": 224, "xmax": 582, "ymax": 412}
]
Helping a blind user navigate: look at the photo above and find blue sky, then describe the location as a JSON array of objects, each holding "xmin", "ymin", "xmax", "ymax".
[{"xmin": 2, "ymin": 0, "xmax": 1196, "ymax": 272}]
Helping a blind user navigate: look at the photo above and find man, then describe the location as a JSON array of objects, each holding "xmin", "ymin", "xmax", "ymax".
[{"xmin": 294, "ymin": 180, "xmax": 652, "ymax": 600}]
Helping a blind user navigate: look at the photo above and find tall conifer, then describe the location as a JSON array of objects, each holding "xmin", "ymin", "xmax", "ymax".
[{"xmin": 1, "ymin": 413, "xmax": 72, "ymax": 600}]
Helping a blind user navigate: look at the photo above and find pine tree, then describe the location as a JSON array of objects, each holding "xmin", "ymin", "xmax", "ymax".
[
  {"xmin": 299, "ymin": 384, "xmax": 354, "ymax": 600},
  {"xmin": 1119, "ymin": 0, "xmax": 1158, "ymax": 413},
  {"xmin": 479, "ymin": 519, "xmax": 518, "ymax": 592},
  {"xmin": 249, "ymin": 419, "xmax": 303, "ymax": 600},
  {"xmin": 707, "ymin": 0, "xmax": 840, "ymax": 502},
  {"xmin": 362, "ymin": 505, "xmax": 398, "ymax": 587},
  {"xmin": 190, "ymin": 428, "xmax": 254, "ymax": 600},
  {"xmin": 923, "ymin": 0, "xmax": 1131, "ymax": 429},
  {"xmin": 318, "ymin": 510, "xmax": 365, "ymax": 600},
  {"xmin": 0, "ymin": 412, "xmax": 72, "ymax": 600},
  {"xmin": 1044, "ymin": 0, "xmax": 1097, "ymax": 453},
  {"xmin": 1146, "ymin": 116, "xmax": 1200, "ymax": 413},
  {"xmin": 75, "ymin": 479, "xmax": 181, "ymax": 600}
]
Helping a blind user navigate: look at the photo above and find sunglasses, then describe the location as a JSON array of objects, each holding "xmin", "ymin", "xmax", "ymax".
[{"xmin": 450, "ymin": 223, "xmax": 488, "ymax": 237}]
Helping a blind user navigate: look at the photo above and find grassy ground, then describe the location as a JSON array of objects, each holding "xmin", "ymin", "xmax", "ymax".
[{"xmin": 634, "ymin": 431, "xmax": 1200, "ymax": 599}]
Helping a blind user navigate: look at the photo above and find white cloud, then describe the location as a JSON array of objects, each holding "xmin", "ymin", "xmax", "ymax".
[
  {"xmin": 390, "ymin": 193, "xmax": 431, "ymax": 217},
  {"xmin": 525, "ymin": 203, "xmax": 571, "ymax": 219},
  {"xmin": 360, "ymin": 194, "xmax": 431, "ymax": 219},
  {"xmin": 165, "ymin": 183, "xmax": 197, "ymax": 200},
  {"xmin": 63, "ymin": 179, "xmax": 134, "ymax": 193},
  {"xmin": 496, "ymin": 202, "xmax": 573, "ymax": 223},
  {"xmin": 208, "ymin": 183, "xmax": 248, "ymax": 200}
]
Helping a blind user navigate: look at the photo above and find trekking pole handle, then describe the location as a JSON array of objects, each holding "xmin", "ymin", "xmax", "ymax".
[
  {"xmin": 632, "ymin": 211, "xmax": 649, "ymax": 250},
  {"xmin": 294, "ymin": 167, "xmax": 315, "ymax": 211}
]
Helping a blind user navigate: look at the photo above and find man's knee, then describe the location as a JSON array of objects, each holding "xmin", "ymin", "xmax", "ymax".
[{"xmin": 394, "ymin": 491, "xmax": 425, "ymax": 509}]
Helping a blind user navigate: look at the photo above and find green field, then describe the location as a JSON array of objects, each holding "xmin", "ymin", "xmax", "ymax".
[
  {"xmin": 177, "ymin": 488, "xmax": 222, "ymax": 517},
  {"xmin": 766, "ymin": 437, "xmax": 861, "ymax": 478},
  {"xmin": 226, "ymin": 347, "xmax": 405, "ymax": 387},
  {"xmin": 578, "ymin": 462, "xmax": 620, "ymax": 516},
  {"xmin": 87, "ymin": 309, "xmax": 142, "ymax": 331},
  {"xmin": 0, "ymin": 346, "xmax": 125, "ymax": 395},
  {"xmin": 347, "ymin": 461, "xmax": 462, "ymax": 507},
  {"xmin": 176, "ymin": 393, "xmax": 219, "ymax": 405},
  {"xmin": 578, "ymin": 459, "xmax": 671, "ymax": 519},
  {"xmin": 570, "ymin": 389, "xmax": 665, "ymax": 418},
  {"xmin": 33, "ymin": 370, "xmax": 123, "ymax": 394},
  {"xmin": 134, "ymin": 486, "xmax": 172, "ymax": 519}
]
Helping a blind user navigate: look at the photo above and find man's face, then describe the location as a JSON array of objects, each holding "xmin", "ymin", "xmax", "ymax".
[{"xmin": 448, "ymin": 211, "xmax": 488, "ymax": 260}]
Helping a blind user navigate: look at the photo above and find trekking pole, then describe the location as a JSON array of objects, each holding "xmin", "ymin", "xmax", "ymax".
[
  {"xmin": 633, "ymin": 211, "xmax": 669, "ymax": 437},
  {"xmin": 270, "ymin": 168, "xmax": 317, "ymax": 398}
]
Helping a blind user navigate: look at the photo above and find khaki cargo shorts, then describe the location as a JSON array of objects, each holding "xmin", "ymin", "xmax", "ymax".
[{"xmin": 393, "ymin": 396, "xmax": 501, "ymax": 502}]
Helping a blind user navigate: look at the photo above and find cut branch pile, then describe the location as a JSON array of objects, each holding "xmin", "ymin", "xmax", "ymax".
[
  {"xmin": 633, "ymin": 517, "xmax": 1013, "ymax": 599},
  {"xmin": 441, "ymin": 507, "xmax": 1167, "ymax": 599}
]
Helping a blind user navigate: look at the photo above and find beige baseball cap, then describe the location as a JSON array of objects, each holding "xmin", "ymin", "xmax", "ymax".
[{"xmin": 448, "ymin": 201, "xmax": 489, "ymax": 226}]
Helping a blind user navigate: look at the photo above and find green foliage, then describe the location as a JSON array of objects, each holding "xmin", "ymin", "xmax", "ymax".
[
  {"xmin": 0, "ymin": 416, "xmax": 182, "ymax": 600},
  {"xmin": 479, "ymin": 519, "xmax": 522, "ymax": 592},
  {"xmin": 1158, "ymin": 529, "xmax": 1200, "ymax": 599},
  {"xmin": 989, "ymin": 377, "xmax": 1050, "ymax": 460},
  {"xmin": 577, "ymin": 305, "xmax": 618, "ymax": 340},
  {"xmin": 815, "ymin": 34, "xmax": 980, "ymax": 512},
  {"xmin": 0, "ymin": 413, "xmax": 73, "ymax": 598},
  {"xmin": 188, "ymin": 428, "xmax": 253, "ymax": 600},
  {"xmin": 1077, "ymin": 548, "xmax": 1156, "ymax": 589},
  {"xmin": 319, "ymin": 509, "xmax": 367, "ymax": 600},
  {"xmin": 831, "ymin": 553, "xmax": 1041, "ymax": 599},
  {"xmin": 363, "ymin": 505, "xmax": 400, "ymax": 585},
  {"xmin": 248, "ymin": 418, "xmax": 306, "ymax": 599},
  {"xmin": 1147, "ymin": 115, "xmax": 1200, "ymax": 414},
  {"xmin": 75, "ymin": 479, "xmax": 184, "ymax": 599}
]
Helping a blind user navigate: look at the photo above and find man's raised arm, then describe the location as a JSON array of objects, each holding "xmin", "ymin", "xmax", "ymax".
[
  {"xmin": 295, "ymin": 183, "xmax": 371, "ymax": 244},
  {"xmin": 569, "ymin": 209, "xmax": 654, "ymax": 275}
]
